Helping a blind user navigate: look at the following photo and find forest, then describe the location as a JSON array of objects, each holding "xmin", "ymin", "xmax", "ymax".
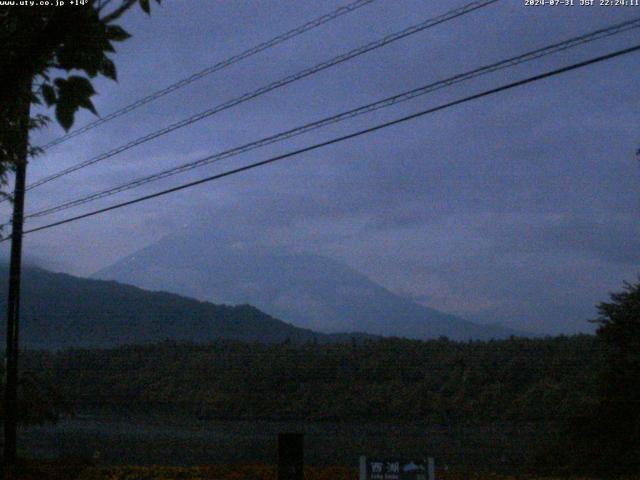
[{"xmin": 20, "ymin": 335, "xmax": 601, "ymax": 424}]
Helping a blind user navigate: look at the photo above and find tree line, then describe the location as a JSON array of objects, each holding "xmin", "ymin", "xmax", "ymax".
[{"xmin": 21, "ymin": 334, "xmax": 602, "ymax": 424}]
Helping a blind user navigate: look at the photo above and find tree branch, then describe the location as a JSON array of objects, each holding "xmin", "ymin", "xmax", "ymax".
[{"xmin": 101, "ymin": 0, "xmax": 137, "ymax": 23}]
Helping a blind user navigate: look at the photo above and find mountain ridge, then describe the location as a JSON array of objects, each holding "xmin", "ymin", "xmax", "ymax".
[
  {"xmin": 0, "ymin": 265, "xmax": 374, "ymax": 349},
  {"xmin": 93, "ymin": 227, "xmax": 527, "ymax": 340}
]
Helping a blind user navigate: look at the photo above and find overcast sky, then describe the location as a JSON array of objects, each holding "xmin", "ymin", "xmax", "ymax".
[{"xmin": 3, "ymin": 0, "xmax": 639, "ymax": 334}]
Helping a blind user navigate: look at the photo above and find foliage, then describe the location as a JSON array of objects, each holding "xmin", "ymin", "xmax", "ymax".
[
  {"xmin": 536, "ymin": 279, "xmax": 640, "ymax": 477},
  {"xmin": 22, "ymin": 335, "xmax": 602, "ymax": 424},
  {"xmin": 594, "ymin": 279, "xmax": 640, "ymax": 414},
  {"xmin": 0, "ymin": 0, "xmax": 160, "ymax": 197},
  {"xmin": 0, "ymin": 362, "xmax": 66, "ymax": 425},
  {"xmin": 584, "ymin": 280, "xmax": 639, "ymax": 475}
]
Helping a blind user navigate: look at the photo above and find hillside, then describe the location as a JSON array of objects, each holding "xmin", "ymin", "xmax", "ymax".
[
  {"xmin": 93, "ymin": 226, "xmax": 524, "ymax": 340},
  {"xmin": 0, "ymin": 265, "xmax": 335, "ymax": 349}
]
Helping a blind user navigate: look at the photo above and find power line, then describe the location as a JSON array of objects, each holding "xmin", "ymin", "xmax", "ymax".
[
  {"xmin": 36, "ymin": 0, "xmax": 377, "ymax": 151},
  {"xmin": 7, "ymin": 43, "xmax": 638, "ymax": 240},
  {"xmin": 21, "ymin": 0, "xmax": 499, "ymax": 194},
  {"xmin": 19, "ymin": 17, "xmax": 640, "ymax": 222}
]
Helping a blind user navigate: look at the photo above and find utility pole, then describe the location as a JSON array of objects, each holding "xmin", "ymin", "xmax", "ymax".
[{"xmin": 3, "ymin": 80, "xmax": 32, "ymax": 472}]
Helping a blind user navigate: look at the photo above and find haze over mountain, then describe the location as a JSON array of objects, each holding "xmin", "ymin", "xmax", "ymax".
[
  {"xmin": 93, "ymin": 226, "xmax": 524, "ymax": 340},
  {"xmin": 0, "ymin": 265, "xmax": 343, "ymax": 350}
]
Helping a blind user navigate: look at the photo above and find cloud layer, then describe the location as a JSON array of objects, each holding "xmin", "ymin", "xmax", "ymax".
[{"xmin": 3, "ymin": 0, "xmax": 638, "ymax": 334}]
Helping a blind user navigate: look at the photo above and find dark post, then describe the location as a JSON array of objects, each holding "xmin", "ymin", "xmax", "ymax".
[
  {"xmin": 3, "ymin": 81, "xmax": 31, "ymax": 471},
  {"xmin": 278, "ymin": 432, "xmax": 304, "ymax": 480}
]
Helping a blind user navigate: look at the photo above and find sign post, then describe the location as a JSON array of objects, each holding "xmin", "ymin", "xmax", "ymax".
[
  {"xmin": 360, "ymin": 456, "xmax": 367, "ymax": 480},
  {"xmin": 278, "ymin": 433, "xmax": 304, "ymax": 480}
]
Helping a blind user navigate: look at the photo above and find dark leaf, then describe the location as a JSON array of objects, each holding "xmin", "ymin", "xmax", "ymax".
[
  {"xmin": 140, "ymin": 0, "xmax": 150, "ymax": 14},
  {"xmin": 55, "ymin": 102, "xmax": 75, "ymax": 131},
  {"xmin": 82, "ymin": 55, "xmax": 102, "ymax": 78},
  {"xmin": 65, "ymin": 76, "xmax": 96, "ymax": 97},
  {"xmin": 103, "ymin": 40, "xmax": 116, "ymax": 53},
  {"xmin": 28, "ymin": 145, "xmax": 44, "ymax": 158},
  {"xmin": 99, "ymin": 57, "xmax": 117, "ymax": 81},
  {"xmin": 42, "ymin": 84, "xmax": 56, "ymax": 106},
  {"xmin": 53, "ymin": 75, "xmax": 98, "ymax": 130},
  {"xmin": 105, "ymin": 24, "xmax": 131, "ymax": 41},
  {"xmin": 78, "ymin": 96, "xmax": 98, "ymax": 116},
  {"xmin": 101, "ymin": 0, "xmax": 137, "ymax": 23},
  {"xmin": 29, "ymin": 114, "xmax": 50, "ymax": 131},
  {"xmin": 54, "ymin": 19, "xmax": 105, "ymax": 73}
]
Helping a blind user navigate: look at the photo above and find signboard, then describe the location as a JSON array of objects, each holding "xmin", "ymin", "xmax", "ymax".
[{"xmin": 360, "ymin": 457, "xmax": 433, "ymax": 480}]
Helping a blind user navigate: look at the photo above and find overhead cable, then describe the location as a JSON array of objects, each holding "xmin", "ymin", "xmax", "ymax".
[
  {"xmin": 22, "ymin": 0, "xmax": 500, "ymax": 194},
  {"xmin": 21, "ymin": 17, "xmax": 640, "ymax": 221},
  {"xmin": 8, "ymin": 43, "xmax": 638, "ymax": 240},
  {"xmin": 37, "ymin": 0, "xmax": 378, "ymax": 151}
]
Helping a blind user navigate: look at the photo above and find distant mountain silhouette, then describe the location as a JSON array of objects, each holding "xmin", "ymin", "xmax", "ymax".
[
  {"xmin": 93, "ymin": 226, "xmax": 525, "ymax": 340},
  {"xmin": 0, "ymin": 265, "xmax": 355, "ymax": 349}
]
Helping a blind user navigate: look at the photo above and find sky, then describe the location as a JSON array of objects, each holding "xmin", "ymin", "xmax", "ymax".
[{"xmin": 2, "ymin": 0, "xmax": 639, "ymax": 334}]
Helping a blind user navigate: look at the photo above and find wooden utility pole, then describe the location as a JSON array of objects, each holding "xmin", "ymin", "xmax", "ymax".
[{"xmin": 3, "ymin": 81, "xmax": 32, "ymax": 471}]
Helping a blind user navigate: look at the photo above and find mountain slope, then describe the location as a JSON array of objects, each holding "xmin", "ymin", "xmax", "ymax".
[
  {"xmin": 0, "ymin": 265, "xmax": 332, "ymax": 349},
  {"xmin": 93, "ymin": 228, "xmax": 522, "ymax": 340}
]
